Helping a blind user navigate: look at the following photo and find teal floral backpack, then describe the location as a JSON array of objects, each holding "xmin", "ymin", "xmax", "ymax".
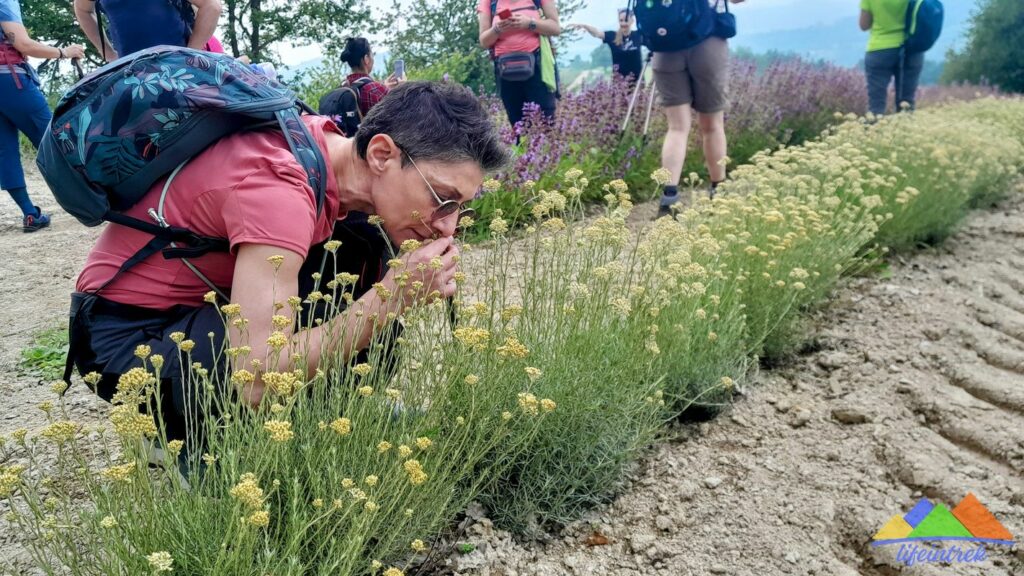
[{"xmin": 37, "ymin": 46, "xmax": 327, "ymax": 263}]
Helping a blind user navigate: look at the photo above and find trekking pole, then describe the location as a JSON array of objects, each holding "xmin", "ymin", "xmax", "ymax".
[
  {"xmin": 620, "ymin": 51, "xmax": 653, "ymax": 137},
  {"xmin": 72, "ymin": 58, "xmax": 84, "ymax": 81},
  {"xmin": 639, "ymin": 71, "xmax": 657, "ymax": 150}
]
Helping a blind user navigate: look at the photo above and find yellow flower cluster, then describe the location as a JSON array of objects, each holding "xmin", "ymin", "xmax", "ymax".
[
  {"xmin": 0, "ymin": 464, "xmax": 26, "ymax": 498},
  {"xmin": 330, "ymin": 418, "xmax": 352, "ymax": 436},
  {"xmin": 403, "ymin": 459, "xmax": 428, "ymax": 485},
  {"xmin": 229, "ymin": 473, "xmax": 266, "ymax": 509},
  {"xmin": 100, "ymin": 463, "xmax": 136, "ymax": 484},
  {"xmin": 496, "ymin": 337, "xmax": 529, "ymax": 359},
  {"xmin": 263, "ymin": 420, "xmax": 294, "ymax": 443},
  {"xmin": 453, "ymin": 326, "xmax": 491, "ymax": 351},
  {"xmin": 146, "ymin": 551, "xmax": 173, "ymax": 573},
  {"xmin": 40, "ymin": 420, "xmax": 80, "ymax": 445}
]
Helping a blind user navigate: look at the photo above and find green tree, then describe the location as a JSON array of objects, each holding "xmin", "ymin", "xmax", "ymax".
[
  {"xmin": 220, "ymin": 0, "xmax": 373, "ymax": 63},
  {"xmin": 384, "ymin": 0, "xmax": 584, "ymax": 94},
  {"xmin": 20, "ymin": 0, "xmax": 94, "ymax": 96},
  {"xmin": 942, "ymin": 0, "xmax": 1024, "ymax": 92}
]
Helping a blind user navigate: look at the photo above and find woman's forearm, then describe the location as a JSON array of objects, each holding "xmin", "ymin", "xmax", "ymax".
[{"xmin": 534, "ymin": 18, "xmax": 561, "ymax": 37}]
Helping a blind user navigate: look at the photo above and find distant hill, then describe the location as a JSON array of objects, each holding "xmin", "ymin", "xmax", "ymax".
[{"xmin": 731, "ymin": 1, "xmax": 976, "ymax": 67}]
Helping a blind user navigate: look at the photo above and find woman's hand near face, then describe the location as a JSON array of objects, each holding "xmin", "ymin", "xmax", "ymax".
[{"xmin": 387, "ymin": 237, "xmax": 462, "ymax": 310}]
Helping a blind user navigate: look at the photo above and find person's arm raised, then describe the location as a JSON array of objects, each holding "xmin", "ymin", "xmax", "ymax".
[
  {"xmin": 187, "ymin": 0, "xmax": 222, "ymax": 50},
  {"xmin": 1, "ymin": 20, "xmax": 85, "ymax": 60},
  {"xmin": 229, "ymin": 238, "xmax": 460, "ymax": 407}
]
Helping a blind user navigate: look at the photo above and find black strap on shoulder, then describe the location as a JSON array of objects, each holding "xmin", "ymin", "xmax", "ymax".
[{"xmin": 103, "ymin": 212, "xmax": 230, "ymax": 258}]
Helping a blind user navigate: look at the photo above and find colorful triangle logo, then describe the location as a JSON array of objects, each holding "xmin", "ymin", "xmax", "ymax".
[{"xmin": 872, "ymin": 493, "xmax": 1015, "ymax": 546}]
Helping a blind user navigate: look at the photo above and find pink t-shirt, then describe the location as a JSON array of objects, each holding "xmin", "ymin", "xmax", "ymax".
[
  {"xmin": 478, "ymin": 0, "xmax": 543, "ymax": 57},
  {"xmin": 77, "ymin": 116, "xmax": 345, "ymax": 310}
]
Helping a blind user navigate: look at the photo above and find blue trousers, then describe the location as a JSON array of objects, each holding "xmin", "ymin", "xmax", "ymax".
[
  {"xmin": 0, "ymin": 72, "xmax": 52, "ymax": 191},
  {"xmin": 864, "ymin": 48, "xmax": 924, "ymax": 116}
]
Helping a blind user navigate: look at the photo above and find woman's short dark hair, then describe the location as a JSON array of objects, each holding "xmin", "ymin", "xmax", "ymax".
[
  {"xmin": 340, "ymin": 37, "xmax": 371, "ymax": 69},
  {"xmin": 355, "ymin": 81, "xmax": 511, "ymax": 174}
]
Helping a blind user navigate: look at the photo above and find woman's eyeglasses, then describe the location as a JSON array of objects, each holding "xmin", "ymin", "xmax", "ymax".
[{"xmin": 405, "ymin": 153, "xmax": 476, "ymax": 223}]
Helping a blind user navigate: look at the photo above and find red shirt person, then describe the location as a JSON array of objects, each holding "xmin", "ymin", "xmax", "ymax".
[{"xmin": 318, "ymin": 37, "xmax": 400, "ymax": 136}]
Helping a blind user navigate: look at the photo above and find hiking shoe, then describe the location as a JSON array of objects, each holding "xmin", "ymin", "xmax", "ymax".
[
  {"xmin": 23, "ymin": 208, "xmax": 50, "ymax": 233},
  {"xmin": 654, "ymin": 195, "xmax": 681, "ymax": 220}
]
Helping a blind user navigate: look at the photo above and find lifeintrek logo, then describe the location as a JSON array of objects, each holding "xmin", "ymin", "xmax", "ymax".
[{"xmin": 872, "ymin": 493, "xmax": 1016, "ymax": 567}]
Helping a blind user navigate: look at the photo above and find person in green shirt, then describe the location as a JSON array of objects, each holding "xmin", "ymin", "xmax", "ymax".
[{"xmin": 860, "ymin": 0, "xmax": 924, "ymax": 115}]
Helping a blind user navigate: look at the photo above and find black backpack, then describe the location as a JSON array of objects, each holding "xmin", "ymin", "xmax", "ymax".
[{"xmin": 318, "ymin": 77, "xmax": 373, "ymax": 137}]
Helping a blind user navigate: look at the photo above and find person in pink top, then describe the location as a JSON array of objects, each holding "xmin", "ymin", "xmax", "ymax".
[
  {"xmin": 478, "ymin": 0, "xmax": 561, "ymax": 127},
  {"xmin": 68, "ymin": 82, "xmax": 510, "ymax": 442}
]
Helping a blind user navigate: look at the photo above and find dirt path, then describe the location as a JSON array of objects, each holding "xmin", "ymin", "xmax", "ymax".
[
  {"xmin": 2, "ymin": 167, "xmax": 1023, "ymax": 574},
  {"xmin": 444, "ymin": 188, "xmax": 1024, "ymax": 575}
]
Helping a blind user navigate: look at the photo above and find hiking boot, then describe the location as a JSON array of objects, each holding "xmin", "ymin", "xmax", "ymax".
[
  {"xmin": 654, "ymin": 194, "xmax": 681, "ymax": 220},
  {"xmin": 23, "ymin": 208, "xmax": 50, "ymax": 233}
]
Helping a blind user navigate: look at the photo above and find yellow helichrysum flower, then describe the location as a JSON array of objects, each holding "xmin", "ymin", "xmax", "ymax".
[
  {"xmin": 203, "ymin": 291, "xmax": 218, "ymax": 304},
  {"xmin": 266, "ymin": 255, "xmax": 285, "ymax": 270},
  {"xmin": 651, "ymin": 168, "xmax": 672, "ymax": 186},
  {"xmin": 358, "ymin": 386, "xmax": 374, "ymax": 397},
  {"xmin": 230, "ymin": 473, "xmax": 266, "ymax": 509},
  {"xmin": 41, "ymin": 420, "xmax": 79, "ymax": 444},
  {"xmin": 266, "ymin": 331, "xmax": 289, "ymax": 351},
  {"xmin": 502, "ymin": 411, "xmax": 513, "ymax": 421},
  {"xmin": 352, "ymin": 363, "xmax": 373, "ymax": 377},
  {"xmin": 403, "ymin": 460, "xmax": 428, "ymax": 485},
  {"xmin": 383, "ymin": 568, "xmax": 404, "ymax": 576},
  {"xmin": 367, "ymin": 215, "xmax": 384, "ymax": 226},
  {"xmin": 134, "ymin": 344, "xmax": 151, "ymax": 359},
  {"xmin": 496, "ymin": 337, "xmax": 529, "ymax": 359},
  {"xmin": 482, "ymin": 178, "xmax": 502, "ymax": 193},
  {"xmin": 246, "ymin": 510, "xmax": 270, "ymax": 528},
  {"xmin": 524, "ymin": 367, "xmax": 542, "ymax": 382},
  {"xmin": 100, "ymin": 515, "xmax": 118, "ymax": 529},
  {"xmin": 364, "ymin": 475, "xmax": 379, "ymax": 487},
  {"xmin": 517, "ymin": 392, "xmax": 539, "ymax": 416},
  {"xmin": 540, "ymin": 398, "xmax": 557, "ymax": 413},
  {"xmin": 364, "ymin": 500, "xmax": 380, "ymax": 512},
  {"xmin": 110, "ymin": 405, "xmax": 158, "ymax": 440},
  {"xmin": 385, "ymin": 388, "xmax": 401, "ymax": 401},
  {"xmin": 489, "ymin": 216, "xmax": 509, "ymax": 235},
  {"xmin": 720, "ymin": 376, "xmax": 735, "ymax": 390},
  {"xmin": 100, "ymin": 463, "xmax": 136, "ymax": 484},
  {"xmin": 263, "ymin": 420, "xmax": 294, "ymax": 442},
  {"xmin": 411, "ymin": 539, "xmax": 427, "ymax": 552},
  {"xmin": 220, "ymin": 303, "xmax": 242, "ymax": 317},
  {"xmin": 341, "ymin": 478, "xmax": 355, "ymax": 489},
  {"xmin": 146, "ymin": 551, "xmax": 173, "ymax": 573},
  {"xmin": 330, "ymin": 418, "xmax": 352, "ymax": 436},
  {"xmin": 415, "ymin": 437, "xmax": 432, "ymax": 450},
  {"xmin": 324, "ymin": 240, "xmax": 342, "ymax": 253},
  {"xmin": 398, "ymin": 445, "xmax": 413, "ymax": 458},
  {"xmin": 464, "ymin": 374, "xmax": 480, "ymax": 385},
  {"xmin": 178, "ymin": 340, "xmax": 196, "ymax": 353},
  {"xmin": 377, "ymin": 441, "xmax": 392, "ymax": 453}
]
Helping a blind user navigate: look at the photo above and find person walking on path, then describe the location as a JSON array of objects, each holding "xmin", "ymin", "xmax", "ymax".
[
  {"xmin": 0, "ymin": 0, "xmax": 85, "ymax": 231},
  {"xmin": 478, "ymin": 0, "xmax": 562, "ymax": 128},
  {"xmin": 569, "ymin": 8, "xmax": 643, "ymax": 82},
  {"xmin": 860, "ymin": 0, "xmax": 924, "ymax": 116},
  {"xmin": 653, "ymin": 0, "xmax": 744, "ymax": 219}
]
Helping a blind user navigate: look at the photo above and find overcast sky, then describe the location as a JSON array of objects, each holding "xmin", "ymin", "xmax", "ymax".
[{"xmin": 273, "ymin": 0, "xmax": 975, "ymax": 68}]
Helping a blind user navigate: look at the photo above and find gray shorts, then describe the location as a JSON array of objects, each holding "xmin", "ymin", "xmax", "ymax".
[{"xmin": 651, "ymin": 37, "xmax": 730, "ymax": 113}]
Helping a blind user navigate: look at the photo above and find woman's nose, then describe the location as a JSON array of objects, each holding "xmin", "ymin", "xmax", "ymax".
[{"xmin": 431, "ymin": 212, "xmax": 459, "ymax": 238}]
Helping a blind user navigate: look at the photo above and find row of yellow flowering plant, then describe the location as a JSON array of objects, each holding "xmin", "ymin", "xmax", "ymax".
[{"xmin": 1, "ymin": 98, "xmax": 1022, "ymax": 574}]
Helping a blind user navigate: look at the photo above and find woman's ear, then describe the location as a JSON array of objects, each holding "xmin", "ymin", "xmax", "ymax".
[{"xmin": 364, "ymin": 134, "xmax": 401, "ymax": 175}]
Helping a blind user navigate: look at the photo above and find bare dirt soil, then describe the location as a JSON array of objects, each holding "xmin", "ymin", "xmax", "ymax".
[
  {"xmin": 443, "ymin": 188, "xmax": 1024, "ymax": 576},
  {"xmin": 1, "ymin": 167, "xmax": 1022, "ymax": 575}
]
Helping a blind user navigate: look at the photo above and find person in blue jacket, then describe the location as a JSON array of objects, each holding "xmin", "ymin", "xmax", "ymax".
[{"xmin": 1, "ymin": 0, "xmax": 85, "ymax": 231}]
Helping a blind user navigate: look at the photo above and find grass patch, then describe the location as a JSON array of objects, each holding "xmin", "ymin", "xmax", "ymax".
[{"xmin": 19, "ymin": 326, "xmax": 69, "ymax": 381}]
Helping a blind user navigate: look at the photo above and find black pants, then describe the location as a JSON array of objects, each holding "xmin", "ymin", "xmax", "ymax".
[
  {"xmin": 498, "ymin": 67, "xmax": 557, "ymax": 128},
  {"xmin": 69, "ymin": 213, "xmax": 400, "ymax": 441},
  {"xmin": 864, "ymin": 48, "xmax": 925, "ymax": 116}
]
